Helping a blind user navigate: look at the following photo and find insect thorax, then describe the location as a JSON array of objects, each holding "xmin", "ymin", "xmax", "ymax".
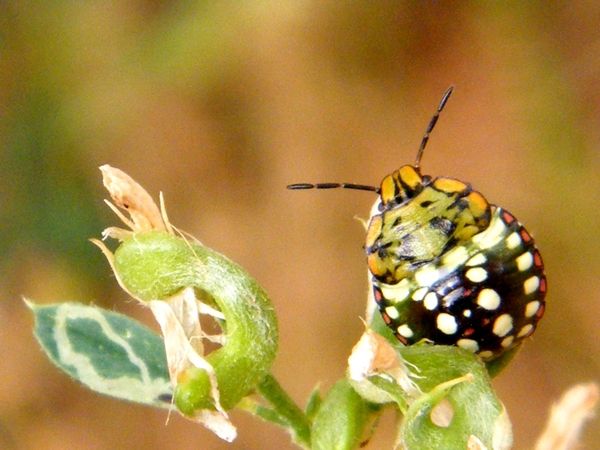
[{"xmin": 365, "ymin": 165, "xmax": 491, "ymax": 284}]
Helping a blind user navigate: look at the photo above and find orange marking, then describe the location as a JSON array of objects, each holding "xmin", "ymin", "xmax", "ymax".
[
  {"xmin": 382, "ymin": 312, "xmax": 391, "ymax": 324},
  {"xmin": 398, "ymin": 165, "xmax": 422, "ymax": 190},
  {"xmin": 463, "ymin": 328, "xmax": 475, "ymax": 336},
  {"xmin": 481, "ymin": 318, "xmax": 491, "ymax": 326},
  {"xmin": 367, "ymin": 254, "xmax": 386, "ymax": 277},
  {"xmin": 536, "ymin": 303, "xmax": 545, "ymax": 319},
  {"xmin": 380, "ymin": 175, "xmax": 396, "ymax": 204},
  {"xmin": 467, "ymin": 191, "xmax": 490, "ymax": 217},
  {"xmin": 395, "ymin": 333, "xmax": 408, "ymax": 345},
  {"xmin": 433, "ymin": 177, "xmax": 468, "ymax": 194},
  {"xmin": 502, "ymin": 210, "xmax": 515, "ymax": 225},
  {"xmin": 365, "ymin": 216, "xmax": 383, "ymax": 247},
  {"xmin": 520, "ymin": 228, "xmax": 532, "ymax": 243},
  {"xmin": 533, "ymin": 251, "xmax": 543, "ymax": 268},
  {"xmin": 539, "ymin": 277, "xmax": 547, "ymax": 294},
  {"xmin": 374, "ymin": 288, "xmax": 383, "ymax": 302}
]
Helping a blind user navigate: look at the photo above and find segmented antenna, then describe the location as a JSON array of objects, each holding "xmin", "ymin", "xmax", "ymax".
[
  {"xmin": 414, "ymin": 86, "xmax": 454, "ymax": 168},
  {"xmin": 287, "ymin": 86, "xmax": 454, "ymax": 193},
  {"xmin": 286, "ymin": 182, "xmax": 379, "ymax": 193}
]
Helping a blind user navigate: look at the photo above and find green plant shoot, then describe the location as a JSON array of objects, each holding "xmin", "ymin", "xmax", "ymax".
[{"xmin": 92, "ymin": 165, "xmax": 278, "ymax": 441}]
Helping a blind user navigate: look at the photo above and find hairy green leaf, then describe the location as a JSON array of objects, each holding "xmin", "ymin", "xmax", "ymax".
[
  {"xmin": 112, "ymin": 231, "xmax": 278, "ymax": 413},
  {"xmin": 397, "ymin": 345, "xmax": 511, "ymax": 450}
]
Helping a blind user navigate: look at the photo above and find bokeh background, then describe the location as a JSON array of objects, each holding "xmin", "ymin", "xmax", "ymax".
[{"xmin": 1, "ymin": 2, "xmax": 599, "ymax": 449}]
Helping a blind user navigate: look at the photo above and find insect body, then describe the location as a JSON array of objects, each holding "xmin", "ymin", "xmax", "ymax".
[{"xmin": 288, "ymin": 87, "xmax": 546, "ymax": 361}]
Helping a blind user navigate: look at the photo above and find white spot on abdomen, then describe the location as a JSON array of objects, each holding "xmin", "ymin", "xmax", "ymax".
[
  {"xmin": 412, "ymin": 287, "xmax": 428, "ymax": 301},
  {"xmin": 466, "ymin": 267, "xmax": 487, "ymax": 283},
  {"xmin": 385, "ymin": 306, "xmax": 400, "ymax": 320},
  {"xmin": 397, "ymin": 324, "xmax": 414, "ymax": 338},
  {"xmin": 506, "ymin": 232, "xmax": 522, "ymax": 249},
  {"xmin": 436, "ymin": 313, "xmax": 458, "ymax": 335},
  {"xmin": 517, "ymin": 324, "xmax": 534, "ymax": 338},
  {"xmin": 523, "ymin": 276, "xmax": 540, "ymax": 295},
  {"xmin": 477, "ymin": 289, "xmax": 501, "ymax": 310},
  {"xmin": 516, "ymin": 252, "xmax": 533, "ymax": 271},
  {"xmin": 492, "ymin": 314, "xmax": 513, "ymax": 337},
  {"xmin": 525, "ymin": 300, "xmax": 540, "ymax": 318},
  {"xmin": 424, "ymin": 292, "xmax": 439, "ymax": 311},
  {"xmin": 501, "ymin": 336, "xmax": 514, "ymax": 348},
  {"xmin": 457, "ymin": 338, "xmax": 479, "ymax": 352}
]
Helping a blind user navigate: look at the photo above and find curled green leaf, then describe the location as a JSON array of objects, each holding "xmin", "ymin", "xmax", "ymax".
[
  {"xmin": 92, "ymin": 165, "xmax": 278, "ymax": 440},
  {"xmin": 113, "ymin": 231, "xmax": 278, "ymax": 412}
]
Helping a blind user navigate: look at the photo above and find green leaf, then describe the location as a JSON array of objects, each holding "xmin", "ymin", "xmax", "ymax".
[
  {"xmin": 311, "ymin": 379, "xmax": 374, "ymax": 450},
  {"xmin": 112, "ymin": 231, "xmax": 278, "ymax": 413},
  {"xmin": 365, "ymin": 374, "xmax": 410, "ymax": 413},
  {"xmin": 28, "ymin": 301, "xmax": 172, "ymax": 409},
  {"xmin": 305, "ymin": 386, "xmax": 322, "ymax": 421},
  {"xmin": 397, "ymin": 345, "xmax": 511, "ymax": 450}
]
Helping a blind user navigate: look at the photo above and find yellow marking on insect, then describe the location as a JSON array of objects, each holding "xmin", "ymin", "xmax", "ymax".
[
  {"xmin": 525, "ymin": 300, "xmax": 541, "ymax": 318},
  {"xmin": 492, "ymin": 314, "xmax": 513, "ymax": 337},
  {"xmin": 472, "ymin": 214, "xmax": 507, "ymax": 249},
  {"xmin": 465, "ymin": 191, "xmax": 489, "ymax": 218},
  {"xmin": 367, "ymin": 253, "xmax": 386, "ymax": 278},
  {"xmin": 433, "ymin": 177, "xmax": 468, "ymax": 194},
  {"xmin": 380, "ymin": 175, "xmax": 397, "ymax": 204},
  {"xmin": 380, "ymin": 280, "xmax": 411, "ymax": 304},
  {"xmin": 442, "ymin": 246, "xmax": 469, "ymax": 269},
  {"xmin": 516, "ymin": 252, "xmax": 534, "ymax": 272},
  {"xmin": 466, "ymin": 253, "xmax": 487, "ymax": 267},
  {"xmin": 398, "ymin": 165, "xmax": 422, "ymax": 190},
  {"xmin": 414, "ymin": 265, "xmax": 442, "ymax": 287},
  {"xmin": 365, "ymin": 215, "xmax": 383, "ymax": 247},
  {"xmin": 523, "ymin": 276, "xmax": 540, "ymax": 295}
]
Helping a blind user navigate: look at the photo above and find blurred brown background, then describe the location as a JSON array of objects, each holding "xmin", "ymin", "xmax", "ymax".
[{"xmin": 1, "ymin": 2, "xmax": 599, "ymax": 449}]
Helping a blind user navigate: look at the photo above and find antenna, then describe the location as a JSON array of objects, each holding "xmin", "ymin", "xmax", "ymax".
[
  {"xmin": 414, "ymin": 86, "xmax": 454, "ymax": 168},
  {"xmin": 286, "ymin": 182, "xmax": 379, "ymax": 193},
  {"xmin": 287, "ymin": 86, "xmax": 454, "ymax": 193}
]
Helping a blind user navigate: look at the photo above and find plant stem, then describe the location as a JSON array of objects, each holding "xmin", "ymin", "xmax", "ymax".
[{"xmin": 257, "ymin": 373, "xmax": 311, "ymax": 448}]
